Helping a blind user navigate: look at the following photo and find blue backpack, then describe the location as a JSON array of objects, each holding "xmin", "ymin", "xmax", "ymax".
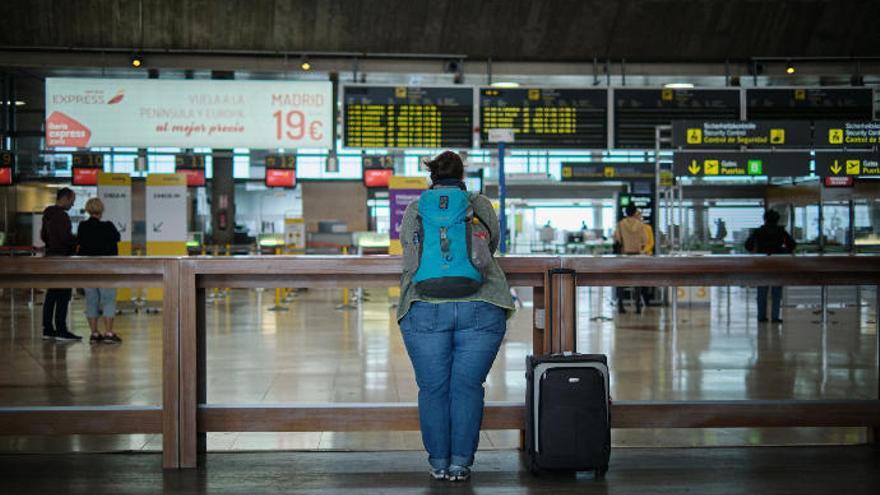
[{"xmin": 410, "ymin": 188, "xmax": 492, "ymax": 298}]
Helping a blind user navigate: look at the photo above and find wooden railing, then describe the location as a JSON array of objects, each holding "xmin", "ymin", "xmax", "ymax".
[
  {"xmin": 0, "ymin": 257, "xmax": 181, "ymax": 468},
  {"xmin": 1, "ymin": 255, "xmax": 879, "ymax": 469}
]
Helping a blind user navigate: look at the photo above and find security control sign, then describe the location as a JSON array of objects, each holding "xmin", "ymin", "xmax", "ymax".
[
  {"xmin": 672, "ymin": 121, "xmax": 811, "ymax": 148},
  {"xmin": 561, "ymin": 163, "xmax": 655, "ymax": 181},
  {"xmin": 814, "ymin": 121, "xmax": 880, "ymax": 148},
  {"xmin": 815, "ymin": 152, "xmax": 880, "ymax": 177},
  {"xmin": 673, "ymin": 152, "xmax": 811, "ymax": 177},
  {"xmin": 46, "ymin": 78, "xmax": 333, "ymax": 149}
]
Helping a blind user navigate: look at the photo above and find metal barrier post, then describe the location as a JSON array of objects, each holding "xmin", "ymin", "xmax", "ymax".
[{"xmin": 267, "ymin": 247, "xmax": 288, "ymax": 312}]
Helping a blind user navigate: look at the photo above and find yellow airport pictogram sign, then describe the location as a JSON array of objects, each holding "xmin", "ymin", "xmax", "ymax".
[
  {"xmin": 528, "ymin": 88, "xmax": 541, "ymax": 100},
  {"xmin": 395, "ymin": 87, "xmax": 407, "ymax": 98},
  {"xmin": 794, "ymin": 89, "xmax": 806, "ymax": 100},
  {"xmin": 661, "ymin": 89, "xmax": 673, "ymax": 101},
  {"xmin": 562, "ymin": 166, "xmax": 573, "ymax": 178},
  {"xmin": 770, "ymin": 128, "xmax": 785, "ymax": 144},
  {"xmin": 703, "ymin": 160, "xmax": 719, "ymax": 175},
  {"xmin": 846, "ymin": 160, "xmax": 861, "ymax": 175},
  {"xmin": 687, "ymin": 128, "xmax": 702, "ymax": 144},
  {"xmin": 828, "ymin": 128, "xmax": 844, "ymax": 144},
  {"xmin": 604, "ymin": 166, "xmax": 615, "ymax": 178},
  {"xmin": 830, "ymin": 160, "xmax": 842, "ymax": 175}
]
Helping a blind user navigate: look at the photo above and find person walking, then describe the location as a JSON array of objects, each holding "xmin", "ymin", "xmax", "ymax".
[
  {"xmin": 77, "ymin": 198, "xmax": 122, "ymax": 344},
  {"xmin": 745, "ymin": 210, "xmax": 796, "ymax": 323},
  {"xmin": 398, "ymin": 151, "xmax": 515, "ymax": 482},
  {"xmin": 41, "ymin": 187, "xmax": 80, "ymax": 341},
  {"xmin": 613, "ymin": 204, "xmax": 648, "ymax": 313}
]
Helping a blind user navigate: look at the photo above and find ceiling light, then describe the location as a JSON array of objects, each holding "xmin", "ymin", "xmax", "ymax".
[
  {"xmin": 131, "ymin": 55, "xmax": 143, "ymax": 68},
  {"xmin": 301, "ymin": 57, "xmax": 311, "ymax": 71},
  {"xmin": 663, "ymin": 83, "xmax": 694, "ymax": 89},
  {"xmin": 786, "ymin": 63, "xmax": 795, "ymax": 75},
  {"xmin": 490, "ymin": 81, "xmax": 520, "ymax": 88},
  {"xmin": 3, "ymin": 100, "xmax": 25, "ymax": 107}
]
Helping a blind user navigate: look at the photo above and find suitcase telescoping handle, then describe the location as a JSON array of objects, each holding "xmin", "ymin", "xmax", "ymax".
[{"xmin": 544, "ymin": 268, "xmax": 577, "ymax": 355}]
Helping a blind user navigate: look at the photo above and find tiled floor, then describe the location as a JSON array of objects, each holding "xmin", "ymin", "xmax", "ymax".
[
  {"xmin": 2, "ymin": 447, "xmax": 879, "ymax": 494},
  {"xmin": 0, "ymin": 285, "xmax": 877, "ymax": 452}
]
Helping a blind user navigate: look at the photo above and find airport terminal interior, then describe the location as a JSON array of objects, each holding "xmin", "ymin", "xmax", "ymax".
[{"xmin": 1, "ymin": 1, "xmax": 879, "ymax": 493}]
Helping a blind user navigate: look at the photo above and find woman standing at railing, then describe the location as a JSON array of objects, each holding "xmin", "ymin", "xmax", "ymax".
[
  {"xmin": 77, "ymin": 198, "xmax": 122, "ymax": 344},
  {"xmin": 398, "ymin": 151, "xmax": 515, "ymax": 482}
]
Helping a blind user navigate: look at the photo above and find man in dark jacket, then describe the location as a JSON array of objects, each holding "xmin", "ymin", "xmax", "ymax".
[
  {"xmin": 41, "ymin": 187, "xmax": 80, "ymax": 341},
  {"xmin": 745, "ymin": 209, "xmax": 796, "ymax": 323}
]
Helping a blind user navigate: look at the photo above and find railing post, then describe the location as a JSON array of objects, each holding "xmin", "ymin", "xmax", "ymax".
[
  {"xmin": 161, "ymin": 259, "xmax": 181, "ymax": 469},
  {"xmin": 874, "ymin": 285, "xmax": 880, "ymax": 447},
  {"xmin": 532, "ymin": 283, "xmax": 546, "ymax": 356},
  {"xmin": 178, "ymin": 260, "xmax": 204, "ymax": 468},
  {"xmin": 544, "ymin": 268, "xmax": 577, "ymax": 354}
]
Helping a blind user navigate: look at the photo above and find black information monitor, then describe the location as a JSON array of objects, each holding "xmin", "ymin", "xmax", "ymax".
[
  {"xmin": 614, "ymin": 89, "xmax": 740, "ymax": 149},
  {"xmin": 343, "ymin": 86, "xmax": 473, "ymax": 149},
  {"xmin": 479, "ymin": 88, "xmax": 607, "ymax": 148},
  {"xmin": 746, "ymin": 88, "xmax": 874, "ymax": 121}
]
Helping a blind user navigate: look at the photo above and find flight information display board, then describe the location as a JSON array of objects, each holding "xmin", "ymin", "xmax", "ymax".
[
  {"xmin": 343, "ymin": 86, "xmax": 473, "ymax": 149},
  {"xmin": 746, "ymin": 88, "xmax": 874, "ymax": 121},
  {"xmin": 479, "ymin": 88, "xmax": 607, "ymax": 148},
  {"xmin": 614, "ymin": 89, "xmax": 741, "ymax": 148}
]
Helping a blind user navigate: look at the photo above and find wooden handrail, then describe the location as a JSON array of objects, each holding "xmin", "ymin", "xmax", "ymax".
[
  {"xmin": 562, "ymin": 255, "xmax": 880, "ymax": 286},
  {"xmin": 1, "ymin": 254, "xmax": 879, "ymax": 470}
]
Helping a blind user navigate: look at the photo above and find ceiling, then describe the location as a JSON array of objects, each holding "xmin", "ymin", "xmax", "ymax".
[{"xmin": 2, "ymin": 0, "xmax": 879, "ymax": 62}]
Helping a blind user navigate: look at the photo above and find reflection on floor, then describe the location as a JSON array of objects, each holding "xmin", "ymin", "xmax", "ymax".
[{"xmin": 0, "ymin": 285, "xmax": 876, "ymax": 452}]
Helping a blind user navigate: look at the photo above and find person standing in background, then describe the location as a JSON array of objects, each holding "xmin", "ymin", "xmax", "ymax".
[
  {"xmin": 77, "ymin": 198, "xmax": 122, "ymax": 344},
  {"xmin": 613, "ymin": 205, "xmax": 648, "ymax": 314},
  {"xmin": 41, "ymin": 187, "xmax": 80, "ymax": 341},
  {"xmin": 745, "ymin": 210, "xmax": 797, "ymax": 323}
]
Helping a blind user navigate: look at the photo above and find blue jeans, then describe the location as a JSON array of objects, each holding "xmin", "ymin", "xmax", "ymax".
[
  {"xmin": 84, "ymin": 288, "xmax": 117, "ymax": 319},
  {"xmin": 757, "ymin": 286, "xmax": 782, "ymax": 321},
  {"xmin": 400, "ymin": 301, "xmax": 506, "ymax": 470}
]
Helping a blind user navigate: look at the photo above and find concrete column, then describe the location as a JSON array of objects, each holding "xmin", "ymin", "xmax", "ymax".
[
  {"xmin": 592, "ymin": 201, "xmax": 603, "ymax": 233},
  {"xmin": 870, "ymin": 200, "xmax": 880, "ymax": 235},
  {"xmin": 210, "ymin": 71, "xmax": 235, "ymax": 245}
]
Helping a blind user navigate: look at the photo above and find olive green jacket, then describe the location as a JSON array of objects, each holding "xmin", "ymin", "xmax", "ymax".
[{"xmin": 397, "ymin": 192, "xmax": 515, "ymax": 321}]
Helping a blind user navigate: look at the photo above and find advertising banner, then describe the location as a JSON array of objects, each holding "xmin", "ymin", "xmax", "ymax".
[
  {"xmin": 46, "ymin": 78, "xmax": 333, "ymax": 149},
  {"xmin": 388, "ymin": 176, "xmax": 429, "ymax": 256}
]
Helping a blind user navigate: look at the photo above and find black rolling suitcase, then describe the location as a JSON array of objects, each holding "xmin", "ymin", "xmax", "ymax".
[{"xmin": 525, "ymin": 352, "xmax": 611, "ymax": 476}]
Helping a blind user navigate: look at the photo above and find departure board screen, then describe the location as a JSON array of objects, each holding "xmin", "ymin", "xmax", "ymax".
[
  {"xmin": 479, "ymin": 88, "xmax": 607, "ymax": 148},
  {"xmin": 747, "ymin": 88, "xmax": 874, "ymax": 121},
  {"xmin": 614, "ymin": 89, "xmax": 741, "ymax": 148},
  {"xmin": 343, "ymin": 86, "xmax": 473, "ymax": 149}
]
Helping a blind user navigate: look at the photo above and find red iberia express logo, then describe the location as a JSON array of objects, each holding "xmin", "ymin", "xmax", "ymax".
[
  {"xmin": 45, "ymin": 111, "xmax": 92, "ymax": 147},
  {"xmin": 107, "ymin": 90, "xmax": 125, "ymax": 105}
]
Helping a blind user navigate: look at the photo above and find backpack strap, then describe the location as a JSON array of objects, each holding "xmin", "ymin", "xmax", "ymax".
[{"xmin": 467, "ymin": 192, "xmax": 491, "ymax": 231}]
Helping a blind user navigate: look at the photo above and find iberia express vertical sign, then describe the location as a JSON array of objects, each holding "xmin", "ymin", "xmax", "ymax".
[{"xmin": 45, "ymin": 78, "xmax": 333, "ymax": 149}]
